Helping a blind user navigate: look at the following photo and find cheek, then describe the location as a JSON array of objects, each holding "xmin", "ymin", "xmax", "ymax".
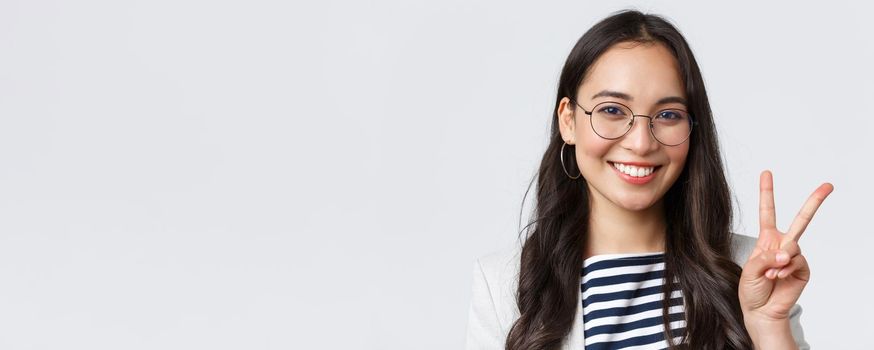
[
  {"xmin": 575, "ymin": 137, "xmax": 612, "ymax": 170},
  {"xmin": 665, "ymin": 145, "xmax": 690, "ymax": 182},
  {"xmin": 670, "ymin": 144, "xmax": 690, "ymax": 166}
]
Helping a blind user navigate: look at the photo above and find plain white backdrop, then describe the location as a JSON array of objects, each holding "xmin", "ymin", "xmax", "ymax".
[{"xmin": 0, "ymin": 0, "xmax": 871, "ymax": 349}]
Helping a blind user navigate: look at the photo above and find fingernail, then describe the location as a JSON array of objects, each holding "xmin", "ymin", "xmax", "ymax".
[
  {"xmin": 766, "ymin": 268, "xmax": 776, "ymax": 278},
  {"xmin": 777, "ymin": 252, "xmax": 789, "ymax": 263}
]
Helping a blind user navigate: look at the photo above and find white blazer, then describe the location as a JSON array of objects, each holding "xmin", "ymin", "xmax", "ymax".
[{"xmin": 464, "ymin": 233, "xmax": 810, "ymax": 349}]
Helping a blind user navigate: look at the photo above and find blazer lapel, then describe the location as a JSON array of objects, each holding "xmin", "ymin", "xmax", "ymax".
[{"xmin": 561, "ymin": 288, "xmax": 584, "ymax": 350}]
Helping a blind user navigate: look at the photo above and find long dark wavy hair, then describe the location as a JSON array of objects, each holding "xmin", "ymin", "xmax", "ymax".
[{"xmin": 506, "ymin": 10, "xmax": 754, "ymax": 350}]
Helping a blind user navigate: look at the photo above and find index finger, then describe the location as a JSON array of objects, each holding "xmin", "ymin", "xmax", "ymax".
[{"xmin": 784, "ymin": 182, "xmax": 834, "ymax": 244}]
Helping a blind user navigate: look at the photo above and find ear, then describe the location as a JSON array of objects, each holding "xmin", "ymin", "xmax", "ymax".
[{"xmin": 557, "ymin": 97, "xmax": 577, "ymax": 145}]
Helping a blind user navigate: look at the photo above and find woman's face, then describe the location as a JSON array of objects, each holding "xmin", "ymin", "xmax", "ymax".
[{"xmin": 558, "ymin": 41, "xmax": 691, "ymax": 212}]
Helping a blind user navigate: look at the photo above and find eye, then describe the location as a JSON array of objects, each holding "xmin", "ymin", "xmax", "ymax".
[
  {"xmin": 598, "ymin": 105, "xmax": 626, "ymax": 115},
  {"xmin": 657, "ymin": 110, "xmax": 683, "ymax": 120}
]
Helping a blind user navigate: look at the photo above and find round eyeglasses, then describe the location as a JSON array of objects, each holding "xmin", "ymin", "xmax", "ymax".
[{"xmin": 570, "ymin": 99, "xmax": 695, "ymax": 146}]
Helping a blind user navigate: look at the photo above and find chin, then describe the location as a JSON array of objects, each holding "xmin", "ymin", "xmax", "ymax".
[{"xmin": 615, "ymin": 198, "xmax": 657, "ymax": 212}]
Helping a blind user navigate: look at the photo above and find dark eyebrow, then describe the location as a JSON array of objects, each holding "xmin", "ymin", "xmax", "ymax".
[{"xmin": 591, "ymin": 90, "xmax": 687, "ymax": 106}]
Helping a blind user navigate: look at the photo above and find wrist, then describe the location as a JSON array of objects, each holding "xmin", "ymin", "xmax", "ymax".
[{"xmin": 744, "ymin": 316, "xmax": 797, "ymax": 350}]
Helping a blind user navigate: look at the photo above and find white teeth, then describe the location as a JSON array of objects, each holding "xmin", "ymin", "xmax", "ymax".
[{"xmin": 612, "ymin": 162, "xmax": 655, "ymax": 177}]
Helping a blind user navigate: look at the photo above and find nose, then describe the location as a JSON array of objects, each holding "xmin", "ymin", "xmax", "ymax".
[{"xmin": 620, "ymin": 115, "xmax": 659, "ymax": 154}]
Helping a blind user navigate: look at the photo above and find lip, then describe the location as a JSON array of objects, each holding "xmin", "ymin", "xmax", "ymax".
[
  {"xmin": 609, "ymin": 161, "xmax": 661, "ymax": 185},
  {"xmin": 609, "ymin": 161, "xmax": 660, "ymax": 167}
]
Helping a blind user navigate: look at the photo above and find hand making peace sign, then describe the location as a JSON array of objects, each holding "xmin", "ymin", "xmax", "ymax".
[{"xmin": 739, "ymin": 170, "xmax": 834, "ymax": 322}]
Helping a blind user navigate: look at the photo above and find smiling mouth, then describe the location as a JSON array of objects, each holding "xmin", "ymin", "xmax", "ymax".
[{"xmin": 608, "ymin": 161, "xmax": 664, "ymax": 178}]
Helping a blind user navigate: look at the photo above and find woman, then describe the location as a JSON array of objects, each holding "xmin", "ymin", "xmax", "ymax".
[{"xmin": 464, "ymin": 10, "xmax": 833, "ymax": 350}]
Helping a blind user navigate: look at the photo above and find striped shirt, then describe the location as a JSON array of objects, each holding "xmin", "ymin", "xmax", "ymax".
[{"xmin": 581, "ymin": 252, "xmax": 686, "ymax": 349}]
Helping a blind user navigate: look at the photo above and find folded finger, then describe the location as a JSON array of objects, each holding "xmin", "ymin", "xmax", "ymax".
[
  {"xmin": 744, "ymin": 248, "xmax": 793, "ymax": 279},
  {"xmin": 777, "ymin": 254, "xmax": 810, "ymax": 281}
]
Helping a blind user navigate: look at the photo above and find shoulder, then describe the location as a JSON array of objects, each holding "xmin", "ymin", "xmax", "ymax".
[
  {"xmin": 729, "ymin": 231, "xmax": 758, "ymax": 265},
  {"xmin": 474, "ymin": 233, "xmax": 756, "ymax": 298},
  {"xmin": 469, "ymin": 241, "xmax": 524, "ymax": 329},
  {"xmin": 476, "ymin": 241, "xmax": 523, "ymax": 280},
  {"xmin": 476, "ymin": 233, "xmax": 756, "ymax": 279},
  {"xmin": 465, "ymin": 242, "xmax": 525, "ymax": 348}
]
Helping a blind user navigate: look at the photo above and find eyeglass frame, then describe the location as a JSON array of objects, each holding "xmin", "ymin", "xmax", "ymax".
[{"xmin": 569, "ymin": 98, "xmax": 697, "ymax": 146}]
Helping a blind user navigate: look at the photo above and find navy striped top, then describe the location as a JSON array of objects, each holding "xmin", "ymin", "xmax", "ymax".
[{"xmin": 581, "ymin": 252, "xmax": 686, "ymax": 349}]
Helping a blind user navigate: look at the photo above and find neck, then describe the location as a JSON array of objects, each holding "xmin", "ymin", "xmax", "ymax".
[{"xmin": 584, "ymin": 192, "xmax": 667, "ymax": 260}]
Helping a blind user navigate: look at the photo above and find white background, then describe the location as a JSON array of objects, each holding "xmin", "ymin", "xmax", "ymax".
[{"xmin": 1, "ymin": 0, "xmax": 871, "ymax": 349}]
